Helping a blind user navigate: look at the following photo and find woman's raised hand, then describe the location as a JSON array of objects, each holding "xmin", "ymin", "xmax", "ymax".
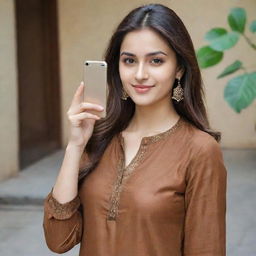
[{"xmin": 67, "ymin": 82, "xmax": 104, "ymax": 148}]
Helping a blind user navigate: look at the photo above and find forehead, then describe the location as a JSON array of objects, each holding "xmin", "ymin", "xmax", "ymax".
[{"xmin": 120, "ymin": 28, "xmax": 174, "ymax": 56}]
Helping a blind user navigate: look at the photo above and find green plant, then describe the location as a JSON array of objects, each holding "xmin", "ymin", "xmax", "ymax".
[{"xmin": 196, "ymin": 7, "xmax": 256, "ymax": 113}]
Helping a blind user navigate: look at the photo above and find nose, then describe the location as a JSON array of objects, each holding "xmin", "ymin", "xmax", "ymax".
[{"xmin": 135, "ymin": 63, "xmax": 149, "ymax": 81}]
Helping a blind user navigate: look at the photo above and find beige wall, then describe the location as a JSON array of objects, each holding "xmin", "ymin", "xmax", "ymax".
[
  {"xmin": 0, "ymin": 0, "xmax": 19, "ymax": 180},
  {"xmin": 59, "ymin": 0, "xmax": 255, "ymax": 149}
]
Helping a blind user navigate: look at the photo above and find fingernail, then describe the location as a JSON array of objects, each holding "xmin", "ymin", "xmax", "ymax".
[{"xmin": 81, "ymin": 81, "xmax": 84, "ymax": 86}]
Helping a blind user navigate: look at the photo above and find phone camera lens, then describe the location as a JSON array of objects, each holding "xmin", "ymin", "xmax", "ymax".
[{"xmin": 85, "ymin": 62, "xmax": 89, "ymax": 66}]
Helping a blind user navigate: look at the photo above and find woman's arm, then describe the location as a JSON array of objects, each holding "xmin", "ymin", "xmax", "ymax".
[
  {"xmin": 42, "ymin": 82, "xmax": 103, "ymax": 253},
  {"xmin": 53, "ymin": 143, "xmax": 84, "ymax": 203},
  {"xmin": 43, "ymin": 144, "xmax": 86, "ymax": 253},
  {"xmin": 183, "ymin": 139, "xmax": 227, "ymax": 256}
]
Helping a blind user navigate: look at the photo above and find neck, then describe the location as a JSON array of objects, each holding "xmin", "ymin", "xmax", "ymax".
[{"xmin": 128, "ymin": 98, "xmax": 180, "ymax": 135}]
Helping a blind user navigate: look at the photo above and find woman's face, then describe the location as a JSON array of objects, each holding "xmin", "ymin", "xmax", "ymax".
[{"xmin": 119, "ymin": 28, "xmax": 183, "ymax": 107}]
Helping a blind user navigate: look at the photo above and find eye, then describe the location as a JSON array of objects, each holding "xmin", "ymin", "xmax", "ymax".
[
  {"xmin": 151, "ymin": 58, "xmax": 164, "ymax": 65},
  {"xmin": 123, "ymin": 58, "xmax": 135, "ymax": 64}
]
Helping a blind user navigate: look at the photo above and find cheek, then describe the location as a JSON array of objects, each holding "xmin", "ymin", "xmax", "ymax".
[
  {"xmin": 119, "ymin": 65, "xmax": 132, "ymax": 83},
  {"xmin": 151, "ymin": 67, "xmax": 176, "ymax": 87}
]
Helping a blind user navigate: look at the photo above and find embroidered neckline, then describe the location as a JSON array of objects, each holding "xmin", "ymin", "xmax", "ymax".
[
  {"xmin": 120, "ymin": 116, "xmax": 183, "ymax": 170},
  {"xmin": 118, "ymin": 116, "xmax": 183, "ymax": 146}
]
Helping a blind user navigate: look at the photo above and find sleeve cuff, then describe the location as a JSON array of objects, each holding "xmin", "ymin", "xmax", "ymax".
[{"xmin": 44, "ymin": 190, "xmax": 81, "ymax": 220}]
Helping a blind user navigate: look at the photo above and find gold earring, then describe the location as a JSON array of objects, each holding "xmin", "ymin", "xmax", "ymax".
[
  {"xmin": 172, "ymin": 78, "xmax": 184, "ymax": 102},
  {"xmin": 121, "ymin": 88, "xmax": 129, "ymax": 100}
]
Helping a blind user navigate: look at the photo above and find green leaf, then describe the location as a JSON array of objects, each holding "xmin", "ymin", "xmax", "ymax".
[
  {"xmin": 196, "ymin": 46, "xmax": 223, "ymax": 68},
  {"xmin": 228, "ymin": 7, "xmax": 246, "ymax": 33},
  {"xmin": 208, "ymin": 31, "xmax": 240, "ymax": 51},
  {"xmin": 224, "ymin": 72, "xmax": 256, "ymax": 113},
  {"xmin": 217, "ymin": 60, "xmax": 243, "ymax": 78},
  {"xmin": 204, "ymin": 28, "xmax": 227, "ymax": 41},
  {"xmin": 250, "ymin": 20, "xmax": 256, "ymax": 33}
]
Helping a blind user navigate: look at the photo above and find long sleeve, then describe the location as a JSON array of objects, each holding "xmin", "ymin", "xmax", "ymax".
[
  {"xmin": 43, "ymin": 190, "xmax": 83, "ymax": 253},
  {"xmin": 183, "ymin": 139, "xmax": 227, "ymax": 256}
]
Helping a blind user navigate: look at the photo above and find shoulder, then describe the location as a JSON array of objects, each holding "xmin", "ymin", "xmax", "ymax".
[
  {"xmin": 182, "ymin": 120, "xmax": 226, "ymax": 170},
  {"xmin": 182, "ymin": 119, "xmax": 223, "ymax": 158},
  {"xmin": 182, "ymin": 122, "xmax": 227, "ymax": 182}
]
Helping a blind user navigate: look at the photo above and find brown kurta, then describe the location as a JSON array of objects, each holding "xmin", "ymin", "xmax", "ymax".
[{"xmin": 43, "ymin": 117, "xmax": 227, "ymax": 256}]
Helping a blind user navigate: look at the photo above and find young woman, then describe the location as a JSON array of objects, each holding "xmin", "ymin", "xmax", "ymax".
[{"xmin": 43, "ymin": 4, "xmax": 227, "ymax": 256}]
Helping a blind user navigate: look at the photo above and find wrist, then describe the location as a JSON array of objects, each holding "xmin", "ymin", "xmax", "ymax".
[{"xmin": 66, "ymin": 142, "xmax": 85, "ymax": 153}]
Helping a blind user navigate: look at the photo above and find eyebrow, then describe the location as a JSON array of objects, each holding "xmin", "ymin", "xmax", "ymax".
[{"xmin": 120, "ymin": 51, "xmax": 167, "ymax": 57}]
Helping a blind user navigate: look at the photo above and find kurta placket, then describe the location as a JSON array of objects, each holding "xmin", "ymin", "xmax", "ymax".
[{"xmin": 107, "ymin": 134, "xmax": 148, "ymax": 221}]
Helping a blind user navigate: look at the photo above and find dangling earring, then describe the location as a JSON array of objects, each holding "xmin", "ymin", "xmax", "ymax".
[
  {"xmin": 121, "ymin": 88, "xmax": 129, "ymax": 100},
  {"xmin": 172, "ymin": 78, "xmax": 184, "ymax": 102}
]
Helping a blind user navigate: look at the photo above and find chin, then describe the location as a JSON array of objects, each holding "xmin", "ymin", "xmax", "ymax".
[
  {"xmin": 129, "ymin": 95, "xmax": 158, "ymax": 107},
  {"xmin": 129, "ymin": 92, "xmax": 172, "ymax": 107}
]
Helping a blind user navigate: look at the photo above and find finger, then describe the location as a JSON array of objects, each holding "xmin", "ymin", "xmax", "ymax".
[
  {"xmin": 71, "ymin": 81, "xmax": 85, "ymax": 107},
  {"xmin": 69, "ymin": 114, "xmax": 99, "ymax": 127},
  {"xmin": 81, "ymin": 102, "xmax": 104, "ymax": 110},
  {"xmin": 68, "ymin": 102, "xmax": 104, "ymax": 115},
  {"xmin": 69, "ymin": 112, "xmax": 100, "ymax": 124},
  {"xmin": 75, "ymin": 112, "xmax": 100, "ymax": 120}
]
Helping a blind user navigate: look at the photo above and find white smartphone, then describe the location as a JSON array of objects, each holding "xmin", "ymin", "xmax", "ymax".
[{"xmin": 83, "ymin": 60, "xmax": 108, "ymax": 118}]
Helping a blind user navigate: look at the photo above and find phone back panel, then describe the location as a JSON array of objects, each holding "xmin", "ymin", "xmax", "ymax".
[{"xmin": 84, "ymin": 61, "xmax": 107, "ymax": 118}]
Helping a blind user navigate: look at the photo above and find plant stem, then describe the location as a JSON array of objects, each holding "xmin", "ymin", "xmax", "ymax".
[{"xmin": 242, "ymin": 33, "xmax": 256, "ymax": 50}]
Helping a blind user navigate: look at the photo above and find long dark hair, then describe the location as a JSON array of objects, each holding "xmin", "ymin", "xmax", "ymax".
[{"xmin": 78, "ymin": 3, "xmax": 221, "ymax": 184}]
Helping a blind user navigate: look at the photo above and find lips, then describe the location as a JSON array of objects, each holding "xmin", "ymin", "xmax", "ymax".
[
  {"xmin": 132, "ymin": 85, "xmax": 154, "ymax": 88},
  {"xmin": 131, "ymin": 84, "xmax": 155, "ymax": 94}
]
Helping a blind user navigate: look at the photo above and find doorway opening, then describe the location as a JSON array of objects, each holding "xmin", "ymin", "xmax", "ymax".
[{"xmin": 15, "ymin": 0, "xmax": 61, "ymax": 169}]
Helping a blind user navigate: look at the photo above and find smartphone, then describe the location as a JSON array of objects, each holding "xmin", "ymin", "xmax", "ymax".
[{"xmin": 83, "ymin": 60, "xmax": 108, "ymax": 118}]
